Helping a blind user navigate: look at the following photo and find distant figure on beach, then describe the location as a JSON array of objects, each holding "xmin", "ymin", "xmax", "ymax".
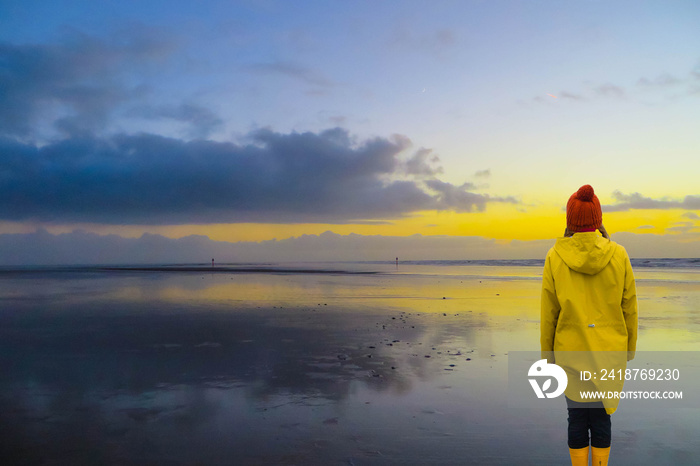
[
  {"xmin": 212, "ymin": 258, "xmax": 214, "ymax": 267},
  {"xmin": 541, "ymin": 185, "xmax": 638, "ymax": 466}
]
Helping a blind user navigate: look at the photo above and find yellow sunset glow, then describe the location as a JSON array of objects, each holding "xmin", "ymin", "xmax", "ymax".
[{"xmin": 8, "ymin": 205, "xmax": 694, "ymax": 247}]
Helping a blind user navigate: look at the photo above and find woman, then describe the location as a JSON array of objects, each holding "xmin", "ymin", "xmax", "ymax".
[{"xmin": 541, "ymin": 185, "xmax": 638, "ymax": 466}]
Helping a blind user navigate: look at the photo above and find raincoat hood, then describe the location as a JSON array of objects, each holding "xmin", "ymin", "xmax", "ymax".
[{"xmin": 553, "ymin": 232, "xmax": 617, "ymax": 275}]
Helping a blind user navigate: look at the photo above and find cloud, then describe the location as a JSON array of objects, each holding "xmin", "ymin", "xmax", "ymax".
[
  {"xmin": 0, "ymin": 128, "xmax": 516, "ymax": 224},
  {"xmin": 531, "ymin": 63, "xmax": 700, "ymax": 106},
  {"xmin": 592, "ymin": 83, "xmax": 625, "ymax": 98},
  {"xmin": 666, "ymin": 221, "xmax": 697, "ymax": 234},
  {"xmin": 603, "ymin": 191, "xmax": 700, "ymax": 212},
  {"xmin": 403, "ymin": 148, "xmax": 443, "ymax": 177},
  {"xmin": 388, "ymin": 27, "xmax": 457, "ymax": 58},
  {"xmin": 559, "ymin": 91, "xmax": 585, "ymax": 101},
  {"xmin": 637, "ymin": 225, "xmax": 655, "ymax": 230},
  {"xmin": 0, "ymin": 28, "xmax": 175, "ymax": 138},
  {"xmin": 637, "ymin": 73, "xmax": 683, "ymax": 88},
  {"xmin": 420, "ymin": 29, "xmax": 457, "ymax": 52},
  {"xmin": 635, "ymin": 70, "xmax": 700, "ymax": 98},
  {"xmin": 424, "ymin": 180, "xmax": 517, "ymax": 213},
  {"xmin": 0, "ymin": 229, "xmax": 547, "ymax": 265},
  {"xmin": 327, "ymin": 115, "xmax": 347, "ymax": 125},
  {"xmin": 246, "ymin": 61, "xmax": 334, "ymax": 88},
  {"xmin": 530, "ymin": 90, "xmax": 586, "ymax": 105},
  {"xmin": 127, "ymin": 103, "xmax": 224, "ymax": 138},
  {"xmin": 682, "ymin": 212, "xmax": 700, "ymax": 220},
  {"xmin": 2, "ymin": 228, "xmax": 697, "ymax": 265},
  {"xmin": 474, "ymin": 169, "xmax": 491, "ymax": 178}
]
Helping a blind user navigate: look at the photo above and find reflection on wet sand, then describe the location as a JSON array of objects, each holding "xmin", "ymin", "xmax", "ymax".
[{"xmin": 0, "ymin": 265, "xmax": 698, "ymax": 464}]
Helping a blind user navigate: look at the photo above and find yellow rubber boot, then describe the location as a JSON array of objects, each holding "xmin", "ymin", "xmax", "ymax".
[
  {"xmin": 591, "ymin": 446, "xmax": 610, "ymax": 466},
  {"xmin": 569, "ymin": 446, "xmax": 589, "ymax": 466}
]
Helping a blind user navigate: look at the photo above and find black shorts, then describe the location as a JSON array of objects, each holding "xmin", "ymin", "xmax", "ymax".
[{"xmin": 566, "ymin": 396, "xmax": 611, "ymax": 449}]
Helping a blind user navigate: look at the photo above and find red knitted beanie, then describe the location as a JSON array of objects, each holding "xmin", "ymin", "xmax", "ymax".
[{"xmin": 566, "ymin": 185, "xmax": 602, "ymax": 232}]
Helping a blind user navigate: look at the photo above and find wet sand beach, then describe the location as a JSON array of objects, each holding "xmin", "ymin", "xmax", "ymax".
[{"xmin": 0, "ymin": 263, "xmax": 698, "ymax": 465}]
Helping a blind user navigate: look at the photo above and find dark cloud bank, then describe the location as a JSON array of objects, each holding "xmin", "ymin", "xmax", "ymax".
[
  {"xmin": 0, "ymin": 229, "xmax": 542, "ymax": 265},
  {"xmin": 0, "ymin": 128, "xmax": 516, "ymax": 224},
  {"xmin": 0, "ymin": 31, "xmax": 519, "ymax": 226},
  {"xmin": 1, "ymin": 229, "xmax": 698, "ymax": 265}
]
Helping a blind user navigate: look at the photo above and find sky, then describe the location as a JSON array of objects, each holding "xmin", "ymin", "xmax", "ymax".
[{"xmin": 1, "ymin": 0, "xmax": 699, "ymax": 261}]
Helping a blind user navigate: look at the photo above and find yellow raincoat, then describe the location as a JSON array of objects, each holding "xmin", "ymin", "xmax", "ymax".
[{"xmin": 541, "ymin": 232, "xmax": 638, "ymax": 414}]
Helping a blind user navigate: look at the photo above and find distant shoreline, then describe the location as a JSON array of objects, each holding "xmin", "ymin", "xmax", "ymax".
[
  {"xmin": 0, "ymin": 258, "xmax": 698, "ymax": 274},
  {"xmin": 97, "ymin": 266, "xmax": 380, "ymax": 275},
  {"xmin": 0, "ymin": 265, "xmax": 381, "ymax": 275}
]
